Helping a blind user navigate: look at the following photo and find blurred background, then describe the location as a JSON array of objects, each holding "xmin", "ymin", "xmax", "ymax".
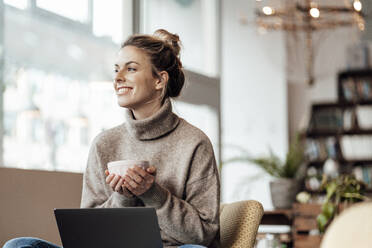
[
  {"xmin": 2, "ymin": 0, "xmax": 372, "ymax": 247},
  {"xmin": 1, "ymin": 0, "xmax": 372, "ymax": 226}
]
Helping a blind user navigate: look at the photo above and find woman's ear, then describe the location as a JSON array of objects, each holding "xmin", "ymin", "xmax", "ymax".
[{"xmin": 155, "ymin": 71, "xmax": 169, "ymax": 91}]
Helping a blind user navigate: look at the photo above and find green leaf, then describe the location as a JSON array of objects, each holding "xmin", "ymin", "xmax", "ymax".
[
  {"xmin": 326, "ymin": 181, "xmax": 337, "ymax": 201},
  {"xmin": 317, "ymin": 213, "xmax": 329, "ymax": 233},
  {"xmin": 321, "ymin": 202, "xmax": 335, "ymax": 219}
]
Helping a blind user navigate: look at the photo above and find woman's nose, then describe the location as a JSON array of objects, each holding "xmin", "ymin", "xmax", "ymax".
[
  {"xmin": 115, "ymin": 77, "xmax": 123, "ymax": 84},
  {"xmin": 114, "ymin": 75, "xmax": 125, "ymax": 89},
  {"xmin": 115, "ymin": 72, "xmax": 126, "ymax": 84}
]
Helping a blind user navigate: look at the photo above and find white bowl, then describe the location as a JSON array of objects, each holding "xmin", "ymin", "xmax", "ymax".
[{"xmin": 107, "ymin": 160, "xmax": 150, "ymax": 177}]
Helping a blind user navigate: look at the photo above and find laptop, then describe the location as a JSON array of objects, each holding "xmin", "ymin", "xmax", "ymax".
[{"xmin": 54, "ymin": 207, "xmax": 163, "ymax": 248}]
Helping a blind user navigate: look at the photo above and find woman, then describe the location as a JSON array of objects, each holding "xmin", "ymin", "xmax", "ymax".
[{"xmin": 4, "ymin": 29, "xmax": 220, "ymax": 248}]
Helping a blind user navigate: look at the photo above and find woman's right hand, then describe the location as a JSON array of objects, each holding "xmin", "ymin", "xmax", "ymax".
[{"xmin": 105, "ymin": 170, "xmax": 134, "ymax": 198}]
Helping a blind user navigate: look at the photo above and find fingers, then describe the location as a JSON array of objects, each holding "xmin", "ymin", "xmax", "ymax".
[
  {"xmin": 124, "ymin": 167, "xmax": 155, "ymax": 196},
  {"xmin": 147, "ymin": 166, "xmax": 156, "ymax": 174},
  {"xmin": 106, "ymin": 166, "xmax": 156, "ymax": 196},
  {"xmin": 109, "ymin": 174, "xmax": 121, "ymax": 189},
  {"xmin": 130, "ymin": 166, "xmax": 154, "ymax": 181},
  {"xmin": 128, "ymin": 167, "xmax": 146, "ymax": 182},
  {"xmin": 124, "ymin": 174, "xmax": 140, "ymax": 188},
  {"xmin": 114, "ymin": 178, "xmax": 124, "ymax": 192},
  {"xmin": 106, "ymin": 173, "xmax": 115, "ymax": 184},
  {"xmin": 124, "ymin": 180, "xmax": 135, "ymax": 193},
  {"xmin": 121, "ymin": 185, "xmax": 134, "ymax": 198}
]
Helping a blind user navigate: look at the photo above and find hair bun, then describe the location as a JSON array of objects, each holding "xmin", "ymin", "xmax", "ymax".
[{"xmin": 153, "ymin": 29, "xmax": 181, "ymax": 56}]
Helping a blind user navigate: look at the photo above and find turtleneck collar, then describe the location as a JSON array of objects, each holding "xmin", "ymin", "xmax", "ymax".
[{"xmin": 124, "ymin": 98, "xmax": 180, "ymax": 140}]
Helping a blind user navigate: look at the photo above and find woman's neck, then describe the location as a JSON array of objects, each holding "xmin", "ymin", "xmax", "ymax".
[{"xmin": 131, "ymin": 99, "xmax": 163, "ymax": 120}]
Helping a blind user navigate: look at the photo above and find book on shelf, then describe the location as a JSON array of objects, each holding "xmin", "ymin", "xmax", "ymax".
[
  {"xmin": 356, "ymin": 106, "xmax": 372, "ymax": 129},
  {"xmin": 343, "ymin": 109, "xmax": 354, "ymax": 130},
  {"xmin": 305, "ymin": 137, "xmax": 338, "ymax": 162},
  {"xmin": 357, "ymin": 79, "xmax": 372, "ymax": 100},
  {"xmin": 340, "ymin": 135, "xmax": 372, "ymax": 160},
  {"xmin": 341, "ymin": 77, "xmax": 372, "ymax": 102},
  {"xmin": 353, "ymin": 166, "xmax": 372, "ymax": 189},
  {"xmin": 309, "ymin": 105, "xmax": 372, "ymax": 132},
  {"xmin": 342, "ymin": 78, "xmax": 358, "ymax": 102},
  {"xmin": 309, "ymin": 108, "xmax": 343, "ymax": 131}
]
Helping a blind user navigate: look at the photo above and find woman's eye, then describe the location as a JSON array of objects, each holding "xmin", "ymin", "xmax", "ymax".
[
  {"xmin": 114, "ymin": 69, "xmax": 119, "ymax": 73},
  {"xmin": 128, "ymin": 67, "xmax": 136, "ymax": 72}
]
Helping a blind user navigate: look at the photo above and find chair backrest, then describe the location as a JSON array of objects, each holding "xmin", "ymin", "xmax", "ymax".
[
  {"xmin": 220, "ymin": 200, "xmax": 264, "ymax": 248},
  {"xmin": 0, "ymin": 167, "xmax": 83, "ymax": 246},
  {"xmin": 320, "ymin": 201, "xmax": 372, "ymax": 248}
]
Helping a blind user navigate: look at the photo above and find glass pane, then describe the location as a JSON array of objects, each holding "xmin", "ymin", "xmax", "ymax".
[
  {"xmin": 36, "ymin": 0, "xmax": 89, "ymax": 23},
  {"xmin": 3, "ymin": 67, "xmax": 124, "ymax": 172},
  {"xmin": 3, "ymin": 1, "xmax": 128, "ymax": 172},
  {"xmin": 93, "ymin": 0, "xmax": 123, "ymax": 44},
  {"xmin": 4, "ymin": 0, "xmax": 28, "ymax": 9}
]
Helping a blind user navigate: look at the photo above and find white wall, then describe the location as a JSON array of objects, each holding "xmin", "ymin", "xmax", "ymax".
[
  {"xmin": 141, "ymin": 0, "xmax": 218, "ymax": 76},
  {"xmin": 287, "ymin": 26, "xmax": 362, "ymax": 140},
  {"xmin": 221, "ymin": 0, "xmax": 288, "ymax": 209}
]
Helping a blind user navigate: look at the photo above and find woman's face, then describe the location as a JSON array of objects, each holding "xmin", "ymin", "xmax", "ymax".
[{"xmin": 114, "ymin": 45, "xmax": 162, "ymax": 110}]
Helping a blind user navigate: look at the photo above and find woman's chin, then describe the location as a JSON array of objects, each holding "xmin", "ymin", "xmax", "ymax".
[{"xmin": 117, "ymin": 99, "xmax": 133, "ymax": 108}]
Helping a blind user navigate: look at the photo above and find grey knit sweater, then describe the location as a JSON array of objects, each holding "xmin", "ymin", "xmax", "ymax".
[{"xmin": 80, "ymin": 99, "xmax": 221, "ymax": 248}]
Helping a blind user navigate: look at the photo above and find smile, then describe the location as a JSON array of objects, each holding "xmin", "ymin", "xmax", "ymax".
[{"xmin": 116, "ymin": 87, "xmax": 133, "ymax": 95}]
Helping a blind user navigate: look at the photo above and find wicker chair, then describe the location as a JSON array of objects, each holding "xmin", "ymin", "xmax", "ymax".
[{"xmin": 220, "ymin": 200, "xmax": 264, "ymax": 248}]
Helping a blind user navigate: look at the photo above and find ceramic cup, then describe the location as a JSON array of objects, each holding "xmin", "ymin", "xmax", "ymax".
[{"xmin": 107, "ymin": 160, "xmax": 150, "ymax": 177}]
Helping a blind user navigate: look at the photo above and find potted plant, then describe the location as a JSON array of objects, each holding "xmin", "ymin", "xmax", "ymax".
[
  {"xmin": 317, "ymin": 174, "xmax": 368, "ymax": 233},
  {"xmin": 223, "ymin": 135, "xmax": 306, "ymax": 209}
]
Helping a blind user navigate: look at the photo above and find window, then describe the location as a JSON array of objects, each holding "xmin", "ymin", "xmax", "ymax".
[
  {"xmin": 92, "ymin": 0, "xmax": 123, "ymax": 44},
  {"xmin": 1, "ymin": 0, "xmax": 221, "ymax": 172},
  {"xmin": 3, "ymin": 66, "xmax": 124, "ymax": 172},
  {"xmin": 4, "ymin": 0, "xmax": 28, "ymax": 9},
  {"xmin": 2, "ymin": 1, "xmax": 127, "ymax": 172},
  {"xmin": 36, "ymin": 0, "xmax": 89, "ymax": 23}
]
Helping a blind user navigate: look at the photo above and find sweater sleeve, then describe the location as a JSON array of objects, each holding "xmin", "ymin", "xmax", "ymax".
[
  {"xmin": 80, "ymin": 139, "xmax": 136, "ymax": 208},
  {"xmin": 138, "ymin": 140, "xmax": 220, "ymax": 246}
]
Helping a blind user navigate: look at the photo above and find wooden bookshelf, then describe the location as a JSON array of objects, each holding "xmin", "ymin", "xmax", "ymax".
[
  {"xmin": 312, "ymin": 100, "xmax": 372, "ymax": 109},
  {"xmin": 308, "ymin": 159, "xmax": 372, "ymax": 167},
  {"xmin": 305, "ymin": 69, "xmax": 372, "ymax": 194},
  {"xmin": 306, "ymin": 128, "xmax": 372, "ymax": 138}
]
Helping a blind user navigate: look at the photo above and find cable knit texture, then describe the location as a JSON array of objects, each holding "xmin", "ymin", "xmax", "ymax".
[{"xmin": 80, "ymin": 98, "xmax": 221, "ymax": 248}]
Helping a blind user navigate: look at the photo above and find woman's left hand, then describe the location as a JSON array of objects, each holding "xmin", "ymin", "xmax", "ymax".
[{"xmin": 123, "ymin": 165, "xmax": 156, "ymax": 196}]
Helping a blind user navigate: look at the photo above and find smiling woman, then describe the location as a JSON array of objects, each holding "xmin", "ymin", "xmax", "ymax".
[
  {"xmin": 3, "ymin": 29, "xmax": 221, "ymax": 248},
  {"xmin": 113, "ymin": 46, "xmax": 166, "ymax": 118},
  {"xmin": 83, "ymin": 29, "xmax": 220, "ymax": 248},
  {"xmin": 113, "ymin": 30, "xmax": 185, "ymax": 120}
]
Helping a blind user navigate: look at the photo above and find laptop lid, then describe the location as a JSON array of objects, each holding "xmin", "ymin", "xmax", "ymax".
[{"xmin": 54, "ymin": 207, "xmax": 163, "ymax": 248}]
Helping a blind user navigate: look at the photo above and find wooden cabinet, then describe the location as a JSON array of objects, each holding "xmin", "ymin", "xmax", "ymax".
[
  {"xmin": 260, "ymin": 204, "xmax": 322, "ymax": 248},
  {"xmin": 292, "ymin": 203, "xmax": 322, "ymax": 248}
]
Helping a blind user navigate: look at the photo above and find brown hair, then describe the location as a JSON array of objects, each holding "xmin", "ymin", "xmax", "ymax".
[{"xmin": 121, "ymin": 29, "xmax": 185, "ymax": 99}]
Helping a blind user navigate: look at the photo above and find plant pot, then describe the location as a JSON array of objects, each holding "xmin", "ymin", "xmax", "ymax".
[{"xmin": 270, "ymin": 178, "xmax": 299, "ymax": 209}]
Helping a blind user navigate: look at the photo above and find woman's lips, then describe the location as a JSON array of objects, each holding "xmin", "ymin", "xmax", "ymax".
[{"xmin": 116, "ymin": 87, "xmax": 133, "ymax": 95}]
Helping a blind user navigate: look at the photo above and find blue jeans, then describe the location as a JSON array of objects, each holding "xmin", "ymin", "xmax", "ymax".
[{"xmin": 3, "ymin": 237, "xmax": 207, "ymax": 248}]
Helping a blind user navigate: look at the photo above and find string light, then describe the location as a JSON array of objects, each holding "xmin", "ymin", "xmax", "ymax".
[
  {"xmin": 309, "ymin": 7, "xmax": 320, "ymax": 18},
  {"xmin": 353, "ymin": 0, "xmax": 362, "ymax": 12},
  {"xmin": 255, "ymin": 0, "xmax": 365, "ymax": 86},
  {"xmin": 262, "ymin": 6, "xmax": 274, "ymax": 16}
]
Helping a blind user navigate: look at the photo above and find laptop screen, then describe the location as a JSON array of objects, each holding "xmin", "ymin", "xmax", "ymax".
[{"xmin": 54, "ymin": 207, "xmax": 163, "ymax": 248}]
